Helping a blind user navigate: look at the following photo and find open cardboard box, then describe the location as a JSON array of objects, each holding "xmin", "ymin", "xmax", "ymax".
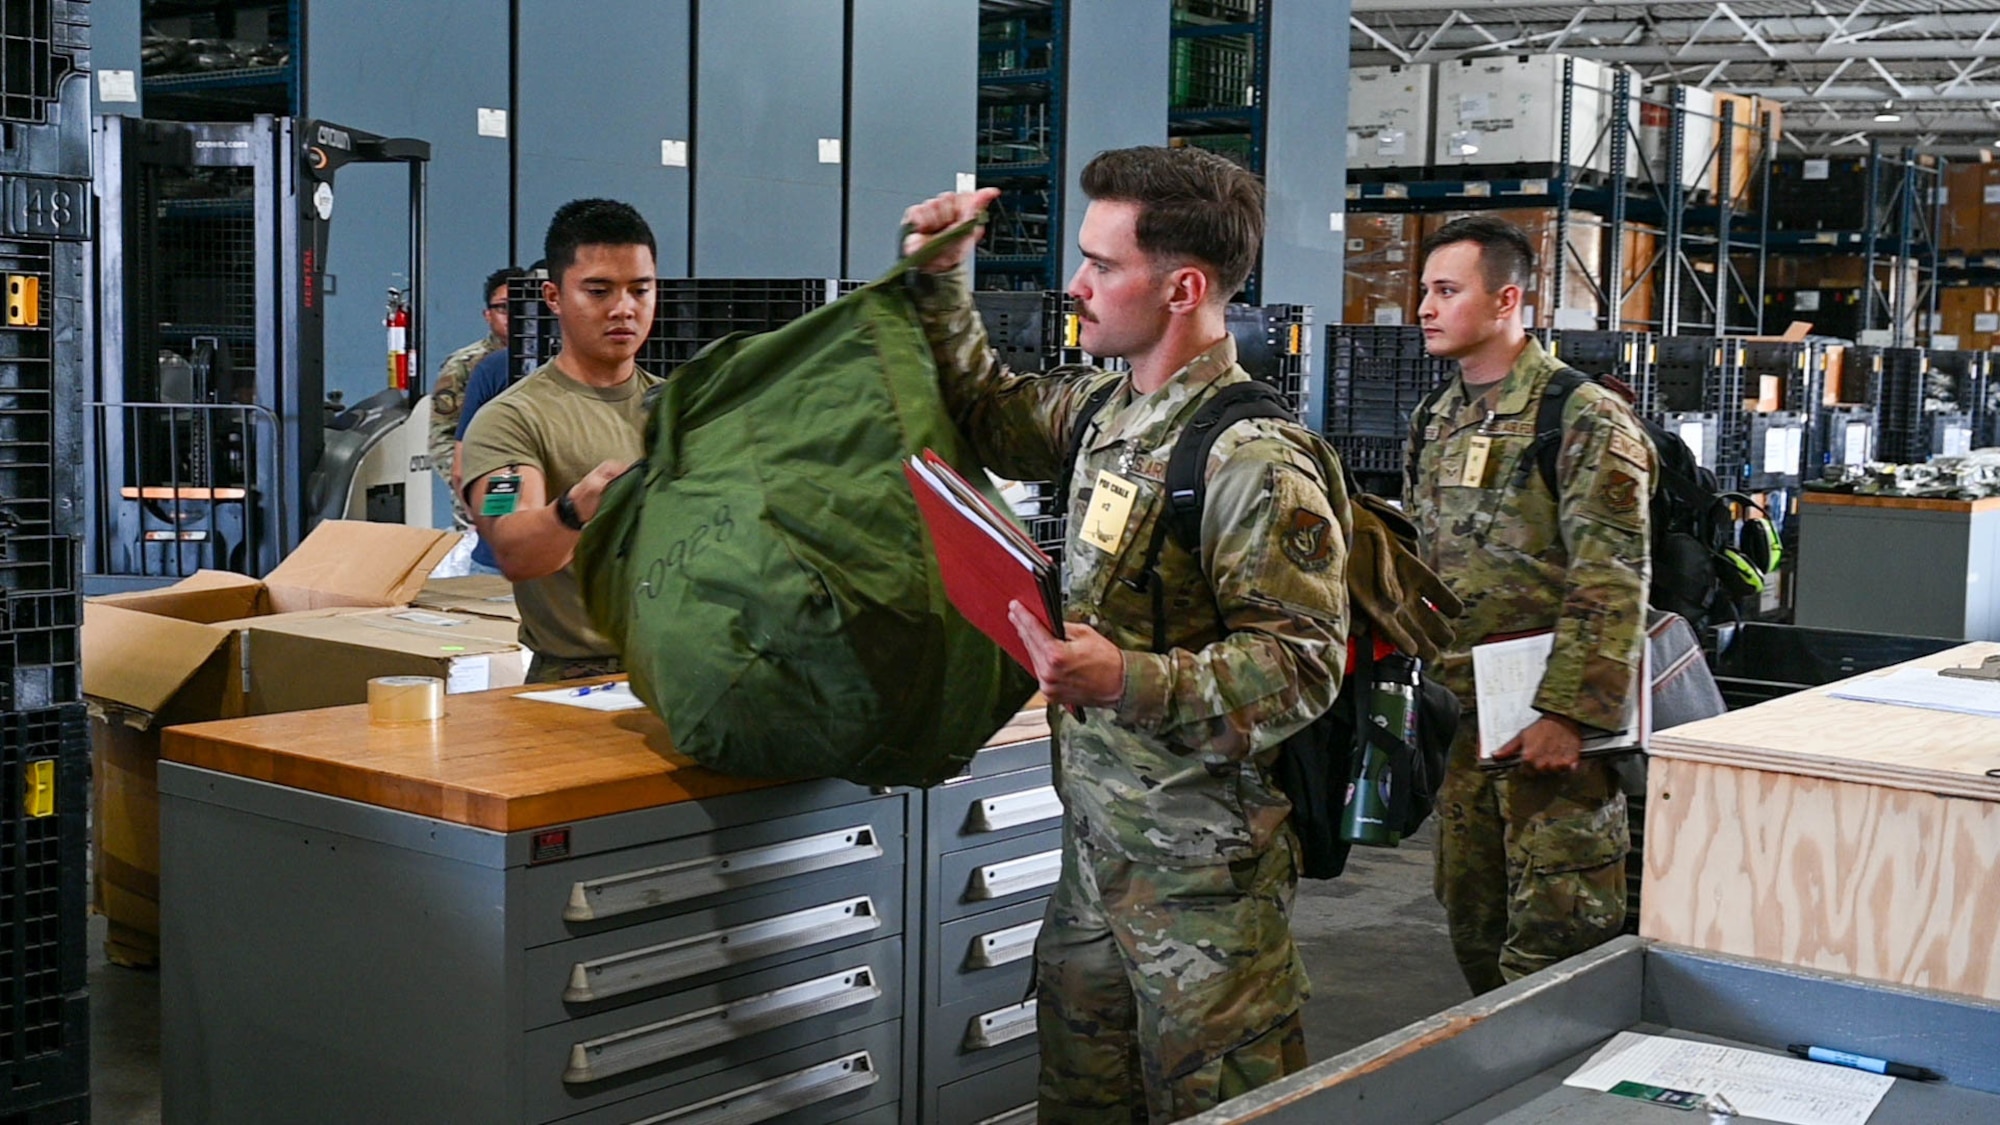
[
  {"xmin": 239, "ymin": 606, "xmax": 528, "ymax": 714},
  {"xmin": 409, "ymin": 573, "xmax": 521, "ymax": 622},
  {"xmin": 82, "ymin": 520, "xmax": 458, "ymax": 966}
]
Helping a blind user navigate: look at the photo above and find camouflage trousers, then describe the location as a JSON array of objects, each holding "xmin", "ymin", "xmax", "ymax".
[
  {"xmin": 1035, "ymin": 823, "xmax": 1310, "ymax": 1124},
  {"xmin": 1433, "ymin": 712, "xmax": 1629, "ymax": 996},
  {"xmin": 525, "ymin": 653, "xmax": 624, "ymax": 685}
]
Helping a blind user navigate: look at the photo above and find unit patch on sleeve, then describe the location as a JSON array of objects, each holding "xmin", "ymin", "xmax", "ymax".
[
  {"xmin": 1597, "ymin": 469, "xmax": 1641, "ymax": 514},
  {"xmin": 1281, "ymin": 507, "xmax": 1335, "ymax": 571}
]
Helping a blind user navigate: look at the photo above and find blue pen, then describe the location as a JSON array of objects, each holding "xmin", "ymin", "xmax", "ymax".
[
  {"xmin": 1787, "ymin": 1044, "xmax": 1943, "ymax": 1082},
  {"xmin": 569, "ymin": 682, "xmax": 618, "ymax": 697}
]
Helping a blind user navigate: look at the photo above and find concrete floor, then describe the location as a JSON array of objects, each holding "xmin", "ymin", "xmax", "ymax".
[{"xmin": 86, "ymin": 826, "xmax": 1467, "ymax": 1123}]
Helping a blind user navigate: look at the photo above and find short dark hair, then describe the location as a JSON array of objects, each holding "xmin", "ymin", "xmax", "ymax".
[
  {"xmin": 483, "ymin": 266, "xmax": 524, "ymax": 302},
  {"xmin": 543, "ymin": 199, "xmax": 657, "ymax": 284},
  {"xmin": 1079, "ymin": 146, "xmax": 1264, "ymax": 298},
  {"xmin": 1420, "ymin": 215, "xmax": 1534, "ymax": 293}
]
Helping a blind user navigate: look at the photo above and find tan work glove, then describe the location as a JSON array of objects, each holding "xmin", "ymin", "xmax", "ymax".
[{"xmin": 1346, "ymin": 493, "xmax": 1463, "ymax": 664}]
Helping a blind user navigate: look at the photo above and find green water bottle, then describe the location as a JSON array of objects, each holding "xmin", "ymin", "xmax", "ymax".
[{"xmin": 1340, "ymin": 652, "xmax": 1420, "ymax": 848}]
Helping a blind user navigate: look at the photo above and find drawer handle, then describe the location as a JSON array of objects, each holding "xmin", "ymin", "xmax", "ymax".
[
  {"xmin": 564, "ymin": 966, "xmax": 883, "ymax": 1085},
  {"xmin": 976, "ymin": 1105, "xmax": 1037, "ymax": 1125},
  {"xmin": 967, "ymin": 849, "xmax": 1061, "ymax": 903},
  {"xmin": 966, "ymin": 918, "xmax": 1043, "ymax": 971},
  {"xmin": 620, "ymin": 1050, "xmax": 879, "ymax": 1125},
  {"xmin": 565, "ymin": 826, "xmax": 884, "ymax": 922},
  {"xmin": 964, "ymin": 998, "xmax": 1038, "ymax": 1052},
  {"xmin": 967, "ymin": 786, "xmax": 1062, "ymax": 834},
  {"xmin": 565, "ymin": 897, "xmax": 882, "ymax": 1005}
]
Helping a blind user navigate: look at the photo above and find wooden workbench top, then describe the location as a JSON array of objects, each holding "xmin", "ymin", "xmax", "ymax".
[
  {"xmin": 1801, "ymin": 491, "xmax": 2000, "ymax": 514},
  {"xmin": 1651, "ymin": 641, "xmax": 2000, "ymax": 800},
  {"xmin": 161, "ymin": 680, "xmax": 1053, "ymax": 833}
]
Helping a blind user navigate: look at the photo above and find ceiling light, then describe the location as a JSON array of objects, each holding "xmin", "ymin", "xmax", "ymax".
[{"xmin": 1875, "ymin": 101, "xmax": 1901, "ymax": 123}]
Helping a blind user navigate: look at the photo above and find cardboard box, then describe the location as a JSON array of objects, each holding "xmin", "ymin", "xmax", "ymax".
[
  {"xmin": 239, "ymin": 608, "xmax": 528, "ymax": 714},
  {"xmin": 83, "ymin": 520, "xmax": 458, "ymax": 966},
  {"xmin": 1343, "ymin": 213, "xmax": 1420, "ymax": 325},
  {"xmin": 1348, "ymin": 63, "xmax": 1433, "ymax": 170},
  {"xmin": 1939, "ymin": 287, "xmax": 2000, "ymax": 352},
  {"xmin": 410, "ymin": 574, "xmax": 521, "ymax": 622}
]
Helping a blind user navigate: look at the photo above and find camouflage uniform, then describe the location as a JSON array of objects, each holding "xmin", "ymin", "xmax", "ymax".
[
  {"xmin": 431, "ymin": 334, "xmax": 504, "ymax": 526},
  {"xmin": 1404, "ymin": 335, "xmax": 1650, "ymax": 995},
  {"xmin": 913, "ymin": 264, "xmax": 1348, "ymax": 1124}
]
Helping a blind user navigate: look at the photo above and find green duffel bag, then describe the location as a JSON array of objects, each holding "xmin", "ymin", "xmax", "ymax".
[{"xmin": 577, "ymin": 223, "xmax": 1037, "ymax": 787}]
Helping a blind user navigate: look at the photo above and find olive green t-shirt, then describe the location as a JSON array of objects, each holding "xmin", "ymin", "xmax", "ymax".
[{"xmin": 460, "ymin": 360, "xmax": 659, "ymax": 660}]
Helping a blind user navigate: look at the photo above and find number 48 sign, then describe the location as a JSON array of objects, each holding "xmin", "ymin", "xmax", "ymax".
[{"xmin": 2, "ymin": 175, "xmax": 89, "ymax": 240}]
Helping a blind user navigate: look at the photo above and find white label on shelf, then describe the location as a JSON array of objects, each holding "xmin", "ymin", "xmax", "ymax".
[
  {"xmin": 818, "ymin": 138, "xmax": 843, "ymax": 164},
  {"xmin": 1933, "ymin": 333, "xmax": 1960, "ymax": 350},
  {"xmin": 1346, "ymin": 132, "xmax": 1360, "ymax": 158},
  {"xmin": 98, "ymin": 70, "xmax": 138, "ymax": 103},
  {"xmin": 1787, "ymin": 426, "xmax": 1805, "ymax": 473},
  {"xmin": 1975, "ymin": 312, "xmax": 1999, "ymax": 333},
  {"xmin": 1937, "ymin": 186, "xmax": 1950, "ymax": 206},
  {"xmin": 1945, "ymin": 425, "xmax": 1974, "ymax": 457},
  {"xmin": 1450, "ymin": 130, "xmax": 1482, "ymax": 157},
  {"xmin": 1793, "ymin": 290, "xmax": 1821, "ymax": 312},
  {"xmin": 1329, "ymin": 211, "xmax": 1345, "ymax": 233},
  {"xmin": 956, "ymin": 172, "xmax": 978, "ymax": 193},
  {"xmin": 1845, "ymin": 421, "xmax": 1871, "ymax": 465},
  {"xmin": 1679, "ymin": 421, "xmax": 1710, "ymax": 467},
  {"xmin": 1373, "ymin": 306, "xmax": 1405, "ymax": 325},
  {"xmin": 1764, "ymin": 427, "xmax": 1794, "ymax": 474},
  {"xmin": 477, "ymin": 107, "xmax": 508, "ymax": 138},
  {"xmin": 660, "ymin": 139, "xmax": 689, "ymax": 167},
  {"xmin": 1985, "ymin": 184, "xmax": 2000, "ymax": 205},
  {"xmin": 1376, "ymin": 128, "xmax": 1407, "ymax": 157},
  {"xmin": 1385, "ymin": 248, "xmax": 1406, "ymax": 262},
  {"xmin": 1459, "ymin": 93, "xmax": 1490, "ymax": 120},
  {"xmin": 1803, "ymin": 159, "xmax": 1830, "ymax": 180},
  {"xmin": 1346, "ymin": 238, "xmax": 1365, "ymax": 253}
]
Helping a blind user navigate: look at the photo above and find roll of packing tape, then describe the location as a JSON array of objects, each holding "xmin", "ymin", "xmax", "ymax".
[{"xmin": 368, "ymin": 675, "xmax": 445, "ymax": 723}]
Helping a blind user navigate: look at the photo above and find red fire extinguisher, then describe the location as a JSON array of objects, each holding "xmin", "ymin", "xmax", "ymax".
[{"xmin": 385, "ymin": 288, "xmax": 411, "ymax": 391}]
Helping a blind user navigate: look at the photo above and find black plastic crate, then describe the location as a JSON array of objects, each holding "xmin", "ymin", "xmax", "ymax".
[
  {"xmin": 971, "ymin": 290, "xmax": 1063, "ymax": 375},
  {"xmin": 0, "ymin": 1091, "xmax": 87, "ymax": 1124},
  {"xmin": 0, "ymin": 590, "xmax": 74, "ymax": 710},
  {"xmin": 1329, "ymin": 434, "xmax": 1407, "ymax": 490},
  {"xmin": 1229, "ymin": 302, "xmax": 1311, "ymax": 417},
  {"xmin": 0, "ymin": 242, "xmax": 83, "ymax": 540},
  {"xmin": 1546, "ymin": 329, "xmax": 1657, "ymax": 418},
  {"xmin": 1925, "ymin": 349, "xmax": 1989, "ymax": 441},
  {"xmin": 506, "ymin": 277, "xmax": 865, "ymax": 379},
  {"xmin": 0, "ymin": 704, "xmax": 88, "ymax": 1106},
  {"xmin": 1744, "ymin": 410, "xmax": 1807, "ymax": 490},
  {"xmin": 0, "ymin": 1, "xmax": 90, "ymax": 181},
  {"xmin": 1763, "ymin": 158, "xmax": 1877, "ymax": 233},
  {"xmin": 1814, "ymin": 406, "xmax": 1874, "ymax": 475},
  {"xmin": 1327, "ymin": 325, "xmax": 1453, "ymax": 439}
]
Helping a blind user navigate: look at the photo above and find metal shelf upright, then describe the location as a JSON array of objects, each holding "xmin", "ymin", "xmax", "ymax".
[{"xmin": 976, "ymin": 0, "xmax": 1066, "ymax": 291}]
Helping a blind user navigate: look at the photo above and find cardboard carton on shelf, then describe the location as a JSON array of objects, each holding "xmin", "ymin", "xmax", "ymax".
[
  {"xmin": 239, "ymin": 607, "xmax": 529, "ymax": 714},
  {"xmin": 82, "ymin": 520, "xmax": 460, "ymax": 966},
  {"xmin": 409, "ymin": 573, "xmax": 520, "ymax": 622}
]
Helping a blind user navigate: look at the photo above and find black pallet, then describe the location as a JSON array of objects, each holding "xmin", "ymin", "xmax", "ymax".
[
  {"xmin": 0, "ymin": 705, "xmax": 88, "ymax": 1110},
  {"xmin": 0, "ymin": 1092, "xmax": 87, "ymax": 1124},
  {"xmin": 1326, "ymin": 325, "xmax": 1453, "ymax": 439},
  {"xmin": 1655, "ymin": 336, "xmax": 1748, "ymax": 480},
  {"xmin": 1763, "ymin": 158, "xmax": 1878, "ymax": 233},
  {"xmin": 0, "ymin": 241, "xmax": 84, "ymax": 541},
  {"xmin": 0, "ymin": 590, "xmax": 75, "ymax": 711},
  {"xmin": 506, "ymin": 277, "xmax": 865, "ymax": 379},
  {"xmin": 1925, "ymin": 349, "xmax": 1990, "ymax": 442},
  {"xmin": 1229, "ymin": 303, "xmax": 1311, "ymax": 418},
  {"xmin": 0, "ymin": 1, "xmax": 90, "ymax": 181},
  {"xmin": 1545, "ymin": 329, "xmax": 1657, "ymax": 418}
]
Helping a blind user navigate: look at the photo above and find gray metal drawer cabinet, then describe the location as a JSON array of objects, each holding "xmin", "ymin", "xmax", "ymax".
[
  {"xmin": 936, "ymin": 828, "xmax": 1063, "ymax": 923},
  {"xmin": 524, "ymin": 863, "xmax": 907, "ymax": 1029},
  {"xmin": 925, "ymin": 764, "xmax": 1060, "ymax": 853},
  {"xmin": 517, "ymin": 799, "xmax": 903, "ymax": 948},
  {"xmin": 933, "ymin": 898, "xmax": 1044, "ymax": 1009},
  {"xmin": 924, "ymin": 981, "xmax": 1042, "ymax": 1090},
  {"xmin": 548, "ymin": 1017, "xmax": 902, "ymax": 1125},
  {"xmin": 524, "ymin": 936, "xmax": 905, "ymax": 1122},
  {"xmin": 935, "ymin": 1053, "xmax": 1039, "ymax": 1125}
]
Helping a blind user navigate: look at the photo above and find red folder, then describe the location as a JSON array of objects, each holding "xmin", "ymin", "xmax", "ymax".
[{"xmin": 904, "ymin": 450, "xmax": 1063, "ymax": 676}]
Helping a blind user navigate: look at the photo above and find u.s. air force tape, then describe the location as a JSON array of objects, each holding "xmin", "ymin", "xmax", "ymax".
[{"xmin": 368, "ymin": 675, "xmax": 445, "ymax": 723}]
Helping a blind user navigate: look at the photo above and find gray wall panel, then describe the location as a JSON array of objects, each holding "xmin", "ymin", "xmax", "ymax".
[
  {"xmin": 91, "ymin": 0, "xmax": 144, "ymax": 117},
  {"xmin": 1263, "ymin": 2, "xmax": 1350, "ymax": 432},
  {"xmin": 304, "ymin": 0, "xmax": 511, "ymax": 455},
  {"xmin": 844, "ymin": 0, "xmax": 977, "ymax": 278},
  {"xmin": 1060, "ymin": 0, "xmax": 1169, "ymax": 287},
  {"xmin": 515, "ymin": 0, "xmax": 691, "ymax": 276},
  {"xmin": 693, "ymin": 0, "xmax": 845, "ymax": 276}
]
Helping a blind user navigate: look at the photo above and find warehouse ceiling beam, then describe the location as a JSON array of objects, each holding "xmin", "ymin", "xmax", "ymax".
[
  {"xmin": 1724, "ymin": 84, "xmax": 2000, "ymax": 101},
  {"xmin": 1350, "ymin": 16, "xmax": 1415, "ymax": 64}
]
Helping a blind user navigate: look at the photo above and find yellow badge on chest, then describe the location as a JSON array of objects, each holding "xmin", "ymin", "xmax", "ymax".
[
  {"xmin": 1079, "ymin": 469, "xmax": 1140, "ymax": 554},
  {"xmin": 1461, "ymin": 435, "xmax": 1493, "ymax": 488}
]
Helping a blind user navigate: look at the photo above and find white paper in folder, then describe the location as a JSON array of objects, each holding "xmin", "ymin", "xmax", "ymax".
[
  {"xmin": 1565, "ymin": 1032, "xmax": 1890, "ymax": 1125},
  {"xmin": 1829, "ymin": 666, "xmax": 2000, "ymax": 719}
]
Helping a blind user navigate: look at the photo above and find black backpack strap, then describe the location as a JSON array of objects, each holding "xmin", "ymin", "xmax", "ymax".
[
  {"xmin": 1052, "ymin": 377, "xmax": 1121, "ymax": 523},
  {"xmin": 1122, "ymin": 380, "xmax": 1297, "ymax": 652},
  {"xmin": 1521, "ymin": 366, "xmax": 1593, "ymax": 495}
]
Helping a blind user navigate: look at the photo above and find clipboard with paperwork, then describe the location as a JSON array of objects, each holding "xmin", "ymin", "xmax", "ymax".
[
  {"xmin": 904, "ymin": 449, "xmax": 1065, "ymax": 677},
  {"xmin": 1471, "ymin": 629, "xmax": 1650, "ymax": 769}
]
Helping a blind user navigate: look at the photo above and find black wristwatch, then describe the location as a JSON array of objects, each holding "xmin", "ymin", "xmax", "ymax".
[{"xmin": 554, "ymin": 487, "xmax": 586, "ymax": 531}]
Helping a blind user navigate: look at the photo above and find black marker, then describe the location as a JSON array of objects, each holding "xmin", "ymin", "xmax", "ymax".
[{"xmin": 1787, "ymin": 1044, "xmax": 1943, "ymax": 1082}]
